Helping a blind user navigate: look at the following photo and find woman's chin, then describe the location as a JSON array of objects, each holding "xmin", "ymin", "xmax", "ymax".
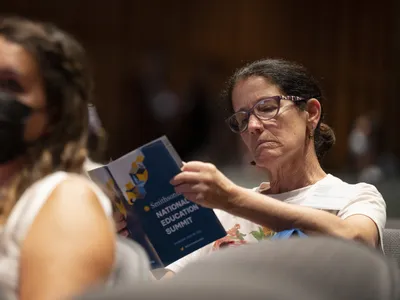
[{"xmin": 255, "ymin": 149, "xmax": 283, "ymax": 166}]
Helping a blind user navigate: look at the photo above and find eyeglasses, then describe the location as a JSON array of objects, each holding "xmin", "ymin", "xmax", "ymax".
[{"xmin": 226, "ymin": 95, "xmax": 306, "ymax": 133}]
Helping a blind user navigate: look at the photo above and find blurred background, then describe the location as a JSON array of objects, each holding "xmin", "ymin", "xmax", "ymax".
[{"xmin": 3, "ymin": 0, "xmax": 400, "ymax": 224}]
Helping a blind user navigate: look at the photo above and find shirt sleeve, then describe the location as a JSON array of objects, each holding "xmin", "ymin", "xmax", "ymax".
[{"xmin": 337, "ymin": 183, "xmax": 387, "ymax": 250}]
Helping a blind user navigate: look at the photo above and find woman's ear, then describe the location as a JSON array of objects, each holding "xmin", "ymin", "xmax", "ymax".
[{"xmin": 306, "ymin": 98, "xmax": 321, "ymax": 128}]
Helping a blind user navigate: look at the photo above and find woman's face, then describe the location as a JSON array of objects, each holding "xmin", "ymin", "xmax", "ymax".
[
  {"xmin": 231, "ymin": 76, "xmax": 319, "ymax": 169},
  {"xmin": 0, "ymin": 35, "xmax": 47, "ymax": 143}
]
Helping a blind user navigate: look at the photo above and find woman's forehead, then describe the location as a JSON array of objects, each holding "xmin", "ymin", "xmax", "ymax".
[
  {"xmin": 232, "ymin": 76, "xmax": 281, "ymax": 110},
  {"xmin": 0, "ymin": 36, "xmax": 37, "ymax": 80}
]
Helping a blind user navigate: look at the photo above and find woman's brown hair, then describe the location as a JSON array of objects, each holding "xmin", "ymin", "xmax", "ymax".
[{"xmin": 0, "ymin": 17, "xmax": 93, "ymax": 223}]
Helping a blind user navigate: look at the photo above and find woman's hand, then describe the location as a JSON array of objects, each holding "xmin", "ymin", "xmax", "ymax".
[
  {"xmin": 170, "ymin": 161, "xmax": 237, "ymax": 210},
  {"xmin": 113, "ymin": 211, "xmax": 129, "ymax": 237}
]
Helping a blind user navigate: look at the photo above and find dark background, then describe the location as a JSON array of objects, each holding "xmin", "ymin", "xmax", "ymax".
[{"xmin": 3, "ymin": 0, "xmax": 400, "ymax": 221}]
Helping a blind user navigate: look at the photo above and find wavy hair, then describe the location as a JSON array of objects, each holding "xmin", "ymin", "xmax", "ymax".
[{"xmin": 0, "ymin": 17, "xmax": 93, "ymax": 223}]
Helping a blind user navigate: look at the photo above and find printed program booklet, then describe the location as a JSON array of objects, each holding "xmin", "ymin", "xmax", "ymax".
[{"xmin": 88, "ymin": 136, "xmax": 227, "ymax": 268}]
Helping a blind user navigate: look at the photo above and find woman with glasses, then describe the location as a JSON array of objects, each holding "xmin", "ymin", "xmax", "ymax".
[{"xmin": 167, "ymin": 59, "xmax": 386, "ymax": 274}]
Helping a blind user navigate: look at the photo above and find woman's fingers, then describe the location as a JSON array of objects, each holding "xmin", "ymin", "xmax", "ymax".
[
  {"xmin": 174, "ymin": 183, "xmax": 195, "ymax": 194},
  {"xmin": 170, "ymin": 171, "xmax": 203, "ymax": 186},
  {"xmin": 181, "ymin": 161, "xmax": 214, "ymax": 172},
  {"xmin": 181, "ymin": 192, "xmax": 203, "ymax": 204},
  {"xmin": 113, "ymin": 211, "xmax": 128, "ymax": 233},
  {"xmin": 115, "ymin": 218, "xmax": 127, "ymax": 232}
]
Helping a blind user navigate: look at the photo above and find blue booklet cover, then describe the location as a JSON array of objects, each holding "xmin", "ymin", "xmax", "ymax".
[{"xmin": 88, "ymin": 136, "xmax": 227, "ymax": 268}]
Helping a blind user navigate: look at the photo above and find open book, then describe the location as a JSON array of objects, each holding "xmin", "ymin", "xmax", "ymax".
[{"xmin": 88, "ymin": 136, "xmax": 226, "ymax": 268}]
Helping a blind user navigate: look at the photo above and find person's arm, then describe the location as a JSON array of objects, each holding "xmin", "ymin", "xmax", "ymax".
[
  {"xmin": 172, "ymin": 162, "xmax": 386, "ymax": 248},
  {"xmin": 19, "ymin": 178, "xmax": 116, "ymax": 300},
  {"xmin": 228, "ymin": 185, "xmax": 383, "ymax": 247}
]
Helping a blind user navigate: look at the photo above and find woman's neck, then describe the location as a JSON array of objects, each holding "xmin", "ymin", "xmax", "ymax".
[{"xmin": 265, "ymin": 151, "xmax": 326, "ymax": 194}]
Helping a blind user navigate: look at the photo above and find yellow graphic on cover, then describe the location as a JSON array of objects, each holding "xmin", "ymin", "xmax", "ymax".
[
  {"xmin": 106, "ymin": 178, "xmax": 127, "ymax": 218},
  {"xmin": 125, "ymin": 153, "xmax": 148, "ymax": 205}
]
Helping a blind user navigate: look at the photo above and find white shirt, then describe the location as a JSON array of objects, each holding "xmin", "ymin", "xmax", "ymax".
[
  {"xmin": 166, "ymin": 174, "xmax": 387, "ymax": 273},
  {"xmin": 0, "ymin": 172, "xmax": 115, "ymax": 300}
]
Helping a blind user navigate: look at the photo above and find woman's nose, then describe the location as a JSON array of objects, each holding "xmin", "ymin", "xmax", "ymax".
[{"xmin": 247, "ymin": 114, "xmax": 263, "ymax": 134}]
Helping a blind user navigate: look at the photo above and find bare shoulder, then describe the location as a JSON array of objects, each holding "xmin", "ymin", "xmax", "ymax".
[
  {"xmin": 20, "ymin": 174, "xmax": 116, "ymax": 300},
  {"xmin": 47, "ymin": 174, "xmax": 108, "ymax": 215},
  {"xmin": 25, "ymin": 173, "xmax": 114, "ymax": 240},
  {"xmin": 52, "ymin": 174, "xmax": 98, "ymax": 200},
  {"xmin": 25, "ymin": 174, "xmax": 114, "ymax": 243}
]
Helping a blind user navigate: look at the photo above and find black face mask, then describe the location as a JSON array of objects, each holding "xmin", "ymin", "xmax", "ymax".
[{"xmin": 0, "ymin": 92, "xmax": 33, "ymax": 164}]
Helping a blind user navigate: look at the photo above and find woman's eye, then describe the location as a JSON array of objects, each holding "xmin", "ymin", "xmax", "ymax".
[
  {"xmin": 258, "ymin": 104, "xmax": 277, "ymax": 112},
  {"xmin": 0, "ymin": 79, "xmax": 24, "ymax": 93}
]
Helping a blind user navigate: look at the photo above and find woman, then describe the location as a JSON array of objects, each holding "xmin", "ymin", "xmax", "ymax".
[
  {"xmin": 167, "ymin": 59, "xmax": 386, "ymax": 273},
  {"xmin": 0, "ymin": 17, "xmax": 116, "ymax": 299}
]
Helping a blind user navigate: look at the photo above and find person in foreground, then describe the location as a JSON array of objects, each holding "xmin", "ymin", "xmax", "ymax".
[
  {"xmin": 0, "ymin": 17, "xmax": 117, "ymax": 299},
  {"xmin": 167, "ymin": 58, "xmax": 386, "ymax": 274}
]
